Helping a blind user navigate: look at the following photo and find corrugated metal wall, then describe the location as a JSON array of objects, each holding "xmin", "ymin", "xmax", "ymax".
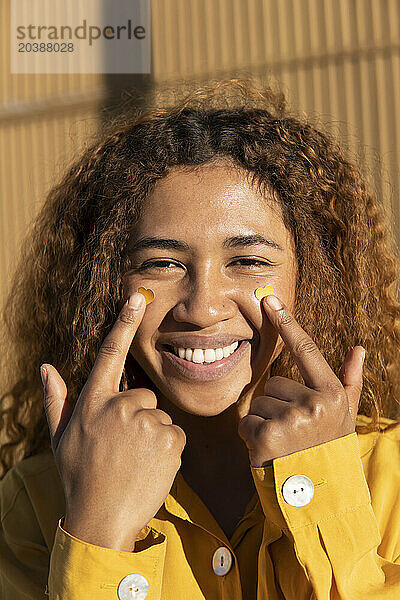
[
  {"xmin": 0, "ymin": 0, "xmax": 105, "ymax": 299},
  {"xmin": 1, "ymin": 0, "xmax": 400, "ymax": 304},
  {"xmin": 152, "ymin": 0, "xmax": 400, "ymax": 238}
]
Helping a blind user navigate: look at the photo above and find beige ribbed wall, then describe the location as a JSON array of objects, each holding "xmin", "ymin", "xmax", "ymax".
[
  {"xmin": 151, "ymin": 0, "xmax": 400, "ymax": 239},
  {"xmin": 0, "ymin": 0, "xmax": 104, "ymax": 300},
  {"xmin": 1, "ymin": 0, "xmax": 400, "ymax": 305}
]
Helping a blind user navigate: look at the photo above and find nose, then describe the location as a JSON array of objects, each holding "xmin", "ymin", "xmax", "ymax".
[{"xmin": 172, "ymin": 266, "xmax": 237, "ymax": 328}]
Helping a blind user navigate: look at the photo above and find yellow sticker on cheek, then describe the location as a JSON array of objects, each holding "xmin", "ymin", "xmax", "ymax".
[
  {"xmin": 137, "ymin": 287, "xmax": 155, "ymax": 305},
  {"xmin": 254, "ymin": 285, "xmax": 275, "ymax": 301}
]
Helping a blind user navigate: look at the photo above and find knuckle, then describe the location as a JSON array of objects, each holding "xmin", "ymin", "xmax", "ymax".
[
  {"xmin": 134, "ymin": 408, "xmax": 157, "ymax": 430},
  {"xmin": 257, "ymin": 419, "xmax": 274, "ymax": 441},
  {"xmin": 314, "ymin": 401, "xmax": 326, "ymax": 419},
  {"xmin": 169, "ymin": 424, "xmax": 187, "ymax": 447},
  {"xmin": 275, "ymin": 407, "xmax": 292, "ymax": 423},
  {"xmin": 98, "ymin": 339, "xmax": 125, "ymax": 358},
  {"xmin": 329, "ymin": 387, "xmax": 346, "ymax": 407},
  {"xmin": 118, "ymin": 310, "xmax": 137, "ymax": 326},
  {"xmin": 134, "ymin": 388, "xmax": 158, "ymax": 405},
  {"xmin": 277, "ymin": 310, "xmax": 295, "ymax": 328},
  {"xmin": 299, "ymin": 397, "xmax": 322, "ymax": 418},
  {"xmin": 43, "ymin": 394, "xmax": 58, "ymax": 414},
  {"xmin": 133, "ymin": 408, "xmax": 175, "ymax": 435},
  {"xmin": 240, "ymin": 414, "xmax": 271, "ymax": 443},
  {"xmin": 152, "ymin": 408, "xmax": 172, "ymax": 425},
  {"xmin": 293, "ymin": 337, "xmax": 317, "ymax": 357},
  {"xmin": 111, "ymin": 396, "xmax": 134, "ymax": 422},
  {"xmin": 163, "ymin": 431, "xmax": 176, "ymax": 451}
]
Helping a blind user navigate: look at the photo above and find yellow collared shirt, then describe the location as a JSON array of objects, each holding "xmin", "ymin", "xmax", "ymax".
[{"xmin": 1, "ymin": 414, "xmax": 400, "ymax": 599}]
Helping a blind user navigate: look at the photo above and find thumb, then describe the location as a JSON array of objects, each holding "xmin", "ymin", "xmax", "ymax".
[
  {"xmin": 337, "ymin": 346, "xmax": 365, "ymax": 422},
  {"xmin": 40, "ymin": 363, "xmax": 71, "ymax": 452}
]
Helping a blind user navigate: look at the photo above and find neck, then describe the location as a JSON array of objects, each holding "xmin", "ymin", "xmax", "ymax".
[
  {"xmin": 164, "ymin": 399, "xmax": 248, "ymax": 471},
  {"xmin": 128, "ymin": 355, "xmax": 270, "ymax": 479},
  {"xmin": 156, "ymin": 374, "xmax": 269, "ymax": 482}
]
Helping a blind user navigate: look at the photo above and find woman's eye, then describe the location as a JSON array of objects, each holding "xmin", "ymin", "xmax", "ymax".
[
  {"xmin": 232, "ymin": 259, "xmax": 275, "ymax": 268},
  {"xmin": 138, "ymin": 260, "xmax": 180, "ymax": 271},
  {"xmin": 138, "ymin": 259, "xmax": 274, "ymax": 271}
]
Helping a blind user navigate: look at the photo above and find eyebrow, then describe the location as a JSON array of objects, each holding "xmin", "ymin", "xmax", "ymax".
[{"xmin": 127, "ymin": 233, "xmax": 284, "ymax": 253}]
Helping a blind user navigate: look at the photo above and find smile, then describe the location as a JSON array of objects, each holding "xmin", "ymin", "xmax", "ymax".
[
  {"xmin": 160, "ymin": 340, "xmax": 251, "ymax": 381},
  {"xmin": 170, "ymin": 340, "xmax": 241, "ymax": 364}
]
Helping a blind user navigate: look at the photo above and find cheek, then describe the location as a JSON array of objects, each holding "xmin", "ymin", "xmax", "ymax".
[
  {"xmin": 122, "ymin": 273, "xmax": 292, "ymax": 334},
  {"xmin": 136, "ymin": 306, "xmax": 162, "ymax": 336},
  {"xmin": 122, "ymin": 275, "xmax": 179, "ymax": 309},
  {"xmin": 129, "ymin": 295, "xmax": 174, "ymax": 353},
  {"xmin": 249, "ymin": 280, "xmax": 293, "ymax": 329}
]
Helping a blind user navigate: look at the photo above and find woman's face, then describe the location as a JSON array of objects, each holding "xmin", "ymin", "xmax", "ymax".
[{"xmin": 121, "ymin": 162, "xmax": 298, "ymax": 417}]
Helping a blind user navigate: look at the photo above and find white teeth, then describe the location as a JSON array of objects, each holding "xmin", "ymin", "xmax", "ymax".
[
  {"xmin": 172, "ymin": 341, "xmax": 240, "ymax": 364},
  {"xmin": 204, "ymin": 349, "xmax": 216, "ymax": 363},
  {"xmin": 192, "ymin": 349, "xmax": 205, "ymax": 363},
  {"xmin": 215, "ymin": 347, "xmax": 224, "ymax": 360}
]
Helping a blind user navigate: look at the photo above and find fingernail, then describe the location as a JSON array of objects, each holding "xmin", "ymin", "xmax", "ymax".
[
  {"xmin": 361, "ymin": 347, "xmax": 366, "ymax": 362},
  {"xmin": 126, "ymin": 292, "xmax": 145, "ymax": 310},
  {"xmin": 254, "ymin": 285, "xmax": 275, "ymax": 300},
  {"xmin": 265, "ymin": 295, "xmax": 283, "ymax": 310},
  {"xmin": 40, "ymin": 364, "xmax": 48, "ymax": 387}
]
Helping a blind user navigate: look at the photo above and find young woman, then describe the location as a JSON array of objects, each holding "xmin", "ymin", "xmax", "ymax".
[{"xmin": 1, "ymin": 77, "xmax": 400, "ymax": 600}]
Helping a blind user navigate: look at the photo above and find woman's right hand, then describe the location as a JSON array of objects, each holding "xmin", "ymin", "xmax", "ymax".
[{"xmin": 41, "ymin": 292, "xmax": 187, "ymax": 552}]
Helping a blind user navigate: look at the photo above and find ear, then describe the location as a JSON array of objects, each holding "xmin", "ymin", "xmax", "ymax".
[{"xmin": 338, "ymin": 346, "xmax": 365, "ymax": 423}]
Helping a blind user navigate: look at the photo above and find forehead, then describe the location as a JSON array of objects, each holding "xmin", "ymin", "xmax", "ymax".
[{"xmin": 132, "ymin": 163, "xmax": 290, "ymax": 246}]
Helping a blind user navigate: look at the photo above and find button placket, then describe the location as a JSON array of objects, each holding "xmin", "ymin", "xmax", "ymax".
[
  {"xmin": 282, "ymin": 474, "xmax": 314, "ymax": 507},
  {"xmin": 117, "ymin": 573, "xmax": 149, "ymax": 600}
]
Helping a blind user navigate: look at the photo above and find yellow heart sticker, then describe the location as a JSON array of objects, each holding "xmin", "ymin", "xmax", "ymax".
[
  {"xmin": 137, "ymin": 287, "xmax": 155, "ymax": 305},
  {"xmin": 254, "ymin": 285, "xmax": 275, "ymax": 301}
]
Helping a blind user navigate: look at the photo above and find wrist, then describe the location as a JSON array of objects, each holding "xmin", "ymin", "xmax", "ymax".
[{"xmin": 63, "ymin": 515, "xmax": 140, "ymax": 552}]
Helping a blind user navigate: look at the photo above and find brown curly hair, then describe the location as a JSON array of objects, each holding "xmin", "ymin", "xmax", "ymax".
[{"xmin": 1, "ymin": 75, "xmax": 400, "ymax": 480}]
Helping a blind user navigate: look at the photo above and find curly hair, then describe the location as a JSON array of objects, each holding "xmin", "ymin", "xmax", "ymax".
[{"xmin": 1, "ymin": 75, "xmax": 400, "ymax": 479}]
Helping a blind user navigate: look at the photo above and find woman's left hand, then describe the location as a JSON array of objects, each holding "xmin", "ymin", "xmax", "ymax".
[{"xmin": 238, "ymin": 294, "xmax": 366, "ymax": 467}]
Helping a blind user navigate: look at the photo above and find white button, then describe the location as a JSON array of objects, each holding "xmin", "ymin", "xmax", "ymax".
[
  {"xmin": 117, "ymin": 573, "xmax": 149, "ymax": 600},
  {"xmin": 282, "ymin": 474, "xmax": 314, "ymax": 507},
  {"xmin": 212, "ymin": 546, "xmax": 232, "ymax": 576}
]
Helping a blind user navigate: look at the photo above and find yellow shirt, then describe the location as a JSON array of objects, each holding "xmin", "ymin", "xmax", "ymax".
[{"xmin": 1, "ymin": 413, "xmax": 400, "ymax": 599}]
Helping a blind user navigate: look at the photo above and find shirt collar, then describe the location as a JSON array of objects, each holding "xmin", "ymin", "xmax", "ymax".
[
  {"xmin": 161, "ymin": 469, "xmax": 266, "ymax": 545},
  {"xmin": 150, "ymin": 414, "xmax": 388, "ymax": 545}
]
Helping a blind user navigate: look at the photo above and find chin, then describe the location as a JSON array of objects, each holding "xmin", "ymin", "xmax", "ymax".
[
  {"xmin": 170, "ymin": 397, "xmax": 238, "ymax": 417},
  {"xmin": 157, "ymin": 378, "xmax": 252, "ymax": 415}
]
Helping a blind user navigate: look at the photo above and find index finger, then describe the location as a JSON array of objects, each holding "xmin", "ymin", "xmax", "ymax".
[
  {"xmin": 85, "ymin": 292, "xmax": 146, "ymax": 396},
  {"xmin": 262, "ymin": 294, "xmax": 339, "ymax": 391}
]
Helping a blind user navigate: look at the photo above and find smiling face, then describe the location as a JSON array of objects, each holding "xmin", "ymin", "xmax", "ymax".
[{"xmin": 121, "ymin": 160, "xmax": 298, "ymax": 418}]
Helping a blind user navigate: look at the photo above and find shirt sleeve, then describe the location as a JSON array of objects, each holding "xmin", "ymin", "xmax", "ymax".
[
  {"xmin": 48, "ymin": 517, "xmax": 167, "ymax": 600},
  {"xmin": 1, "ymin": 467, "xmax": 167, "ymax": 600},
  {"xmin": 251, "ymin": 432, "xmax": 400, "ymax": 599}
]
